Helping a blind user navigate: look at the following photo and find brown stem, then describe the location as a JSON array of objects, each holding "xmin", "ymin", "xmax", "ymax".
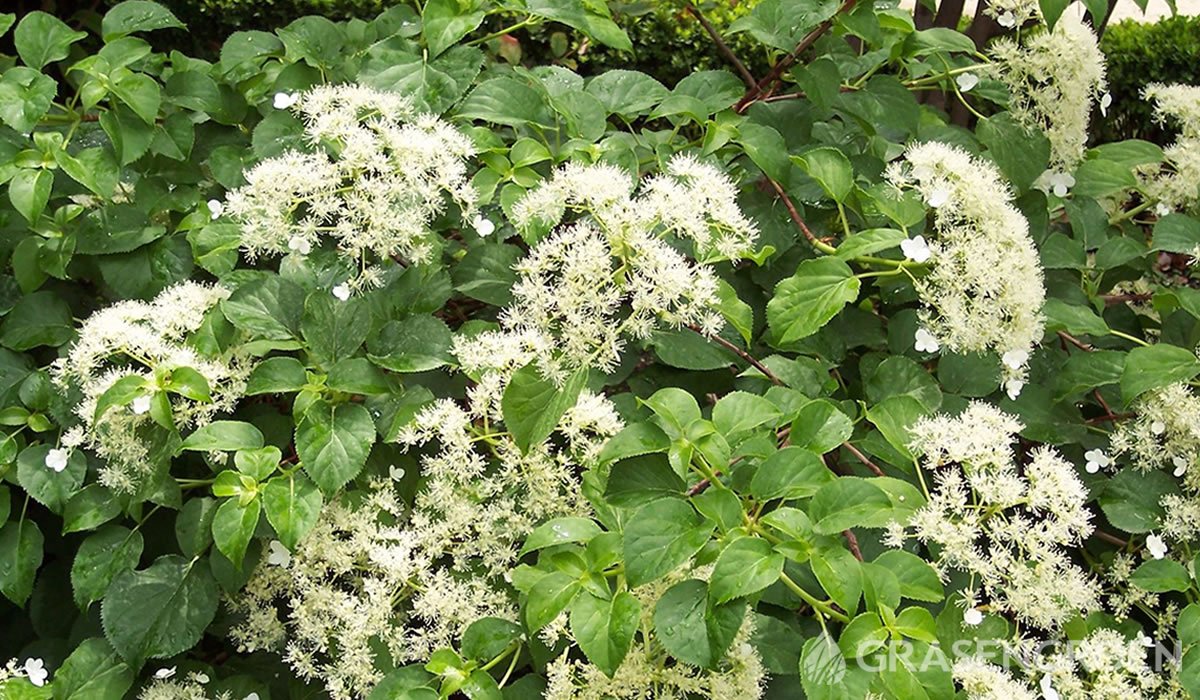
[
  {"xmin": 687, "ymin": 324, "xmax": 784, "ymax": 386},
  {"xmin": 843, "ymin": 441, "xmax": 885, "ymax": 477},
  {"xmin": 766, "ymin": 177, "xmax": 824, "ymax": 248},
  {"xmin": 1093, "ymin": 529, "xmax": 1129, "ymax": 548},
  {"xmin": 1057, "ymin": 330, "xmax": 1094, "ymax": 352},
  {"xmin": 734, "ymin": 0, "xmax": 858, "ymax": 113},
  {"xmin": 842, "ymin": 528, "xmax": 864, "ymax": 561},
  {"xmin": 686, "ymin": 4, "xmax": 756, "ymax": 89},
  {"xmin": 1102, "ymin": 292, "xmax": 1153, "ymax": 306}
]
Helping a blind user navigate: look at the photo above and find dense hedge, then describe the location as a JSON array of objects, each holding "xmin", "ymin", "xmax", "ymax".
[{"xmin": 1097, "ymin": 14, "xmax": 1200, "ymax": 144}]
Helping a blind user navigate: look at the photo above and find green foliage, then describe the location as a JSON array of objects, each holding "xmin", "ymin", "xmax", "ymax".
[{"xmin": 1098, "ymin": 14, "xmax": 1200, "ymax": 144}]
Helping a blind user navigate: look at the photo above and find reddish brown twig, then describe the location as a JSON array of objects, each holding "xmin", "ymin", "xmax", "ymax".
[
  {"xmin": 842, "ymin": 528, "xmax": 864, "ymax": 561},
  {"xmin": 1094, "ymin": 529, "xmax": 1129, "ymax": 548},
  {"xmin": 734, "ymin": 0, "xmax": 858, "ymax": 113},
  {"xmin": 687, "ymin": 324, "xmax": 784, "ymax": 386},
  {"xmin": 686, "ymin": 4, "xmax": 756, "ymax": 89},
  {"xmin": 766, "ymin": 177, "xmax": 825, "ymax": 249},
  {"xmin": 842, "ymin": 441, "xmax": 885, "ymax": 477},
  {"xmin": 1102, "ymin": 292, "xmax": 1153, "ymax": 306},
  {"xmin": 1057, "ymin": 330, "xmax": 1094, "ymax": 352}
]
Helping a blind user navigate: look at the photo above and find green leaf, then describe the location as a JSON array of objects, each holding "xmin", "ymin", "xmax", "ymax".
[
  {"xmin": 101, "ymin": 1, "xmax": 184, "ymax": 40},
  {"xmin": 789, "ymin": 400, "xmax": 854, "ymax": 454},
  {"xmin": 1040, "ymin": 0, "xmax": 1070, "ymax": 29},
  {"xmin": 277, "ymin": 15, "xmax": 345, "ymax": 68},
  {"xmin": 524, "ymin": 570, "xmax": 581, "ymax": 631},
  {"xmin": 0, "ymin": 520, "xmax": 43, "ymax": 605},
  {"xmin": 501, "ymin": 364, "xmax": 587, "ymax": 453},
  {"xmin": 604, "ymin": 454, "xmax": 686, "ymax": 508},
  {"xmin": 245, "ymin": 357, "xmax": 308, "ymax": 395},
  {"xmin": 811, "ymin": 545, "xmax": 862, "ymax": 615},
  {"xmin": 0, "ymin": 67, "xmax": 57, "ymax": 134},
  {"xmin": 833, "ymin": 228, "xmax": 907, "ymax": 261},
  {"xmin": 222, "ymin": 277, "xmax": 306, "ymax": 340},
  {"xmin": 9, "ymin": 168, "xmax": 53, "ymax": 224},
  {"xmin": 14, "ymin": 12, "xmax": 86, "ymax": 69},
  {"xmin": 100, "ymin": 554, "xmax": 220, "ymax": 664},
  {"xmin": 362, "ymin": 45, "xmax": 482, "ymax": 115},
  {"xmin": 872, "ymin": 550, "xmax": 943, "ymax": 602},
  {"xmin": 63, "ymin": 484, "xmax": 123, "ymax": 534},
  {"xmin": 1043, "ymin": 298, "xmax": 1110, "ymax": 337},
  {"xmin": 839, "ymin": 613, "xmax": 888, "ymax": 658},
  {"xmin": 1054, "ymin": 350, "xmax": 1125, "ymax": 401},
  {"xmin": 808, "ymin": 477, "xmax": 893, "ymax": 534},
  {"xmin": 174, "ymin": 498, "xmax": 216, "ymax": 558},
  {"xmin": 181, "ymin": 420, "xmax": 264, "ymax": 452},
  {"xmin": 585, "ymin": 70, "xmax": 668, "ymax": 119},
  {"xmin": 461, "ymin": 617, "xmax": 523, "ymax": 663},
  {"xmin": 1073, "ymin": 158, "xmax": 1136, "ymax": 198},
  {"xmin": 767, "ymin": 258, "xmax": 861, "ymax": 345},
  {"xmin": 368, "ymin": 316, "xmax": 454, "ymax": 373},
  {"xmin": 302, "ymin": 293, "xmax": 371, "ymax": 368},
  {"xmin": 1098, "ymin": 468, "xmax": 1174, "ymax": 534},
  {"xmin": 17, "ymin": 444, "xmax": 85, "ymax": 513},
  {"xmin": 977, "ymin": 113, "xmax": 1050, "ymax": 193},
  {"xmin": 712, "ymin": 391, "xmax": 781, "ymax": 437},
  {"xmin": 1121, "ymin": 344, "xmax": 1200, "ymax": 404},
  {"xmin": 569, "ymin": 591, "xmax": 640, "ymax": 677},
  {"xmin": 0, "ymin": 291, "xmax": 74, "ymax": 350},
  {"xmin": 452, "ymin": 244, "xmax": 522, "ymax": 306},
  {"xmin": 623, "ymin": 499, "xmax": 713, "ymax": 587},
  {"xmin": 521, "ymin": 517, "xmax": 603, "ymax": 556},
  {"xmin": 262, "ymin": 473, "xmax": 323, "ymax": 550},
  {"xmin": 422, "ymin": 0, "xmax": 485, "ymax": 57},
  {"xmin": 710, "ymin": 537, "xmax": 784, "ymax": 604},
  {"xmin": 52, "ymin": 637, "xmax": 134, "ymax": 700},
  {"xmin": 653, "ymin": 579, "xmax": 746, "ymax": 668},
  {"xmin": 165, "ymin": 366, "xmax": 211, "ymax": 402},
  {"xmin": 1152, "ymin": 213, "xmax": 1200, "ymax": 254},
  {"xmin": 525, "ymin": 0, "xmax": 632, "ymax": 51},
  {"xmin": 794, "ymin": 148, "xmax": 854, "ymax": 203},
  {"xmin": 750, "ymin": 446, "xmax": 835, "ymax": 501},
  {"xmin": 93, "ymin": 374, "xmax": 150, "ymax": 423},
  {"xmin": 297, "ymin": 401, "xmax": 376, "ymax": 493},
  {"xmin": 212, "ymin": 497, "xmax": 260, "ymax": 568},
  {"xmin": 457, "ymin": 77, "xmax": 554, "ymax": 128},
  {"xmin": 110, "ymin": 69, "xmax": 161, "ymax": 124},
  {"xmin": 1130, "ymin": 559, "xmax": 1190, "ymax": 592},
  {"xmin": 71, "ymin": 525, "xmax": 143, "ymax": 610}
]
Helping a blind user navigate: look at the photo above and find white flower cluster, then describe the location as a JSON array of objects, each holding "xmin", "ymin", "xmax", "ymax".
[
  {"xmin": 982, "ymin": 0, "xmax": 1040, "ymax": 29},
  {"xmin": 1035, "ymin": 628, "xmax": 1163, "ymax": 699},
  {"xmin": 954, "ymin": 658, "xmax": 1036, "ymax": 700},
  {"xmin": 988, "ymin": 14, "xmax": 1107, "ymax": 176},
  {"xmin": 224, "ymin": 84, "xmax": 477, "ymax": 290},
  {"xmin": 1140, "ymin": 83, "xmax": 1200, "ymax": 214},
  {"xmin": 886, "ymin": 142, "xmax": 1045, "ymax": 392},
  {"xmin": 51, "ymin": 282, "xmax": 253, "ymax": 494},
  {"xmin": 458, "ymin": 156, "xmax": 757, "ymax": 389},
  {"xmin": 894, "ymin": 403, "xmax": 1099, "ymax": 629},
  {"xmin": 1111, "ymin": 383, "xmax": 1200, "ymax": 484}
]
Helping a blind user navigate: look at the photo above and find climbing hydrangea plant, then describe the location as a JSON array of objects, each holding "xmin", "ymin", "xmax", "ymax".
[{"xmin": 1, "ymin": 1, "xmax": 1200, "ymax": 699}]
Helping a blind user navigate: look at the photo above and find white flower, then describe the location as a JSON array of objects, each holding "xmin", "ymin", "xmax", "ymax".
[
  {"xmin": 1040, "ymin": 673, "xmax": 1060, "ymax": 700},
  {"xmin": 273, "ymin": 91, "xmax": 299, "ymax": 109},
  {"xmin": 332, "ymin": 284, "xmax": 352, "ymax": 301},
  {"xmin": 195, "ymin": 672, "xmax": 210, "ymax": 683},
  {"xmin": 963, "ymin": 608, "xmax": 984, "ymax": 626},
  {"xmin": 287, "ymin": 236, "xmax": 312, "ymax": 255},
  {"xmin": 23, "ymin": 658, "xmax": 48, "ymax": 687},
  {"xmin": 925, "ymin": 186, "xmax": 951, "ymax": 208},
  {"xmin": 45, "ymin": 447, "xmax": 70, "ymax": 473},
  {"xmin": 956, "ymin": 73, "xmax": 979, "ymax": 92},
  {"xmin": 1146, "ymin": 533, "xmax": 1169, "ymax": 559},
  {"xmin": 901, "ymin": 235, "xmax": 932, "ymax": 263},
  {"xmin": 1084, "ymin": 448, "xmax": 1111, "ymax": 474},
  {"xmin": 1100, "ymin": 92, "xmax": 1113, "ymax": 116},
  {"xmin": 154, "ymin": 666, "xmax": 177, "ymax": 680},
  {"xmin": 472, "ymin": 215, "xmax": 496, "ymax": 237},
  {"xmin": 267, "ymin": 540, "xmax": 291, "ymax": 568},
  {"xmin": 1005, "ymin": 379, "xmax": 1025, "ymax": 400},
  {"xmin": 389, "ymin": 465, "xmax": 406, "ymax": 481},
  {"xmin": 1043, "ymin": 171, "xmax": 1077, "ymax": 198},
  {"xmin": 131, "ymin": 394, "xmax": 152, "ymax": 415},
  {"xmin": 245, "ymin": 694, "xmax": 261, "ymax": 700},
  {"xmin": 1001, "ymin": 349, "xmax": 1029, "ymax": 370},
  {"xmin": 207, "ymin": 199, "xmax": 224, "ymax": 219},
  {"xmin": 1151, "ymin": 420, "xmax": 1167, "ymax": 435},
  {"xmin": 998, "ymin": 11, "xmax": 1017, "ymax": 27},
  {"xmin": 914, "ymin": 328, "xmax": 940, "ymax": 353},
  {"xmin": 1156, "ymin": 202, "xmax": 1174, "ymax": 217},
  {"xmin": 1174, "ymin": 456, "xmax": 1188, "ymax": 477},
  {"xmin": 1141, "ymin": 633, "xmax": 1155, "ymax": 647}
]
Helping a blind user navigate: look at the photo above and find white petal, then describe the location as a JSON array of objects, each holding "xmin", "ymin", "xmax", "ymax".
[
  {"xmin": 332, "ymin": 284, "xmax": 352, "ymax": 301},
  {"xmin": 45, "ymin": 448, "xmax": 70, "ymax": 472},
  {"xmin": 473, "ymin": 215, "xmax": 496, "ymax": 237},
  {"xmin": 998, "ymin": 11, "xmax": 1017, "ymax": 27},
  {"xmin": 1005, "ymin": 379, "xmax": 1024, "ymax": 400},
  {"xmin": 267, "ymin": 540, "xmax": 291, "ymax": 568},
  {"xmin": 389, "ymin": 465, "xmax": 406, "ymax": 481},
  {"xmin": 963, "ymin": 608, "xmax": 984, "ymax": 626},
  {"xmin": 956, "ymin": 73, "xmax": 979, "ymax": 92},
  {"xmin": 207, "ymin": 199, "xmax": 224, "ymax": 219},
  {"xmin": 131, "ymin": 395, "xmax": 152, "ymax": 415},
  {"xmin": 273, "ymin": 92, "xmax": 299, "ymax": 109},
  {"xmin": 926, "ymin": 187, "xmax": 950, "ymax": 208},
  {"xmin": 154, "ymin": 667, "xmax": 177, "ymax": 680},
  {"xmin": 288, "ymin": 236, "xmax": 312, "ymax": 254},
  {"xmin": 1001, "ymin": 349, "xmax": 1029, "ymax": 370},
  {"xmin": 1151, "ymin": 420, "xmax": 1166, "ymax": 435}
]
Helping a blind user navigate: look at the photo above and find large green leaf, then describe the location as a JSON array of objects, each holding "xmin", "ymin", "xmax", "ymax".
[
  {"xmin": 709, "ymin": 537, "xmax": 784, "ymax": 604},
  {"xmin": 652, "ymin": 579, "xmax": 745, "ymax": 668},
  {"xmin": 296, "ymin": 401, "xmax": 376, "ymax": 493},
  {"xmin": 0, "ymin": 520, "xmax": 43, "ymax": 605},
  {"xmin": 569, "ymin": 591, "xmax": 640, "ymax": 677},
  {"xmin": 767, "ymin": 258, "xmax": 861, "ymax": 345},
  {"xmin": 622, "ymin": 499, "xmax": 713, "ymax": 587},
  {"xmin": 262, "ymin": 473, "xmax": 323, "ymax": 550},
  {"xmin": 501, "ymin": 364, "xmax": 586, "ymax": 453},
  {"xmin": 14, "ymin": 12, "xmax": 86, "ymax": 69},
  {"xmin": 1120, "ymin": 344, "xmax": 1200, "ymax": 404},
  {"xmin": 101, "ymin": 554, "xmax": 220, "ymax": 664},
  {"xmin": 71, "ymin": 525, "xmax": 144, "ymax": 610},
  {"xmin": 52, "ymin": 638, "xmax": 134, "ymax": 700}
]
